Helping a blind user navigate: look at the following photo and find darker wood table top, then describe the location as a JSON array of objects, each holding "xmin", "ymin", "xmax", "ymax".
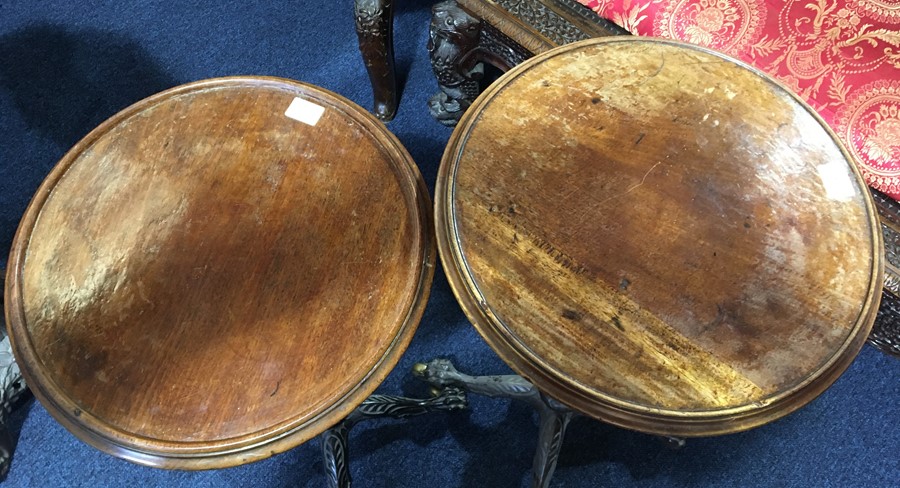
[
  {"xmin": 5, "ymin": 77, "xmax": 434, "ymax": 468},
  {"xmin": 436, "ymin": 38, "xmax": 883, "ymax": 436}
]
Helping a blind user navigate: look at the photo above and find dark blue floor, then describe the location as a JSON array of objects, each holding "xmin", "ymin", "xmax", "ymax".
[{"xmin": 1, "ymin": 1, "xmax": 898, "ymax": 486}]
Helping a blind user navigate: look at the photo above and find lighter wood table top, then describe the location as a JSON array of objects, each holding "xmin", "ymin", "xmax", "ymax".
[
  {"xmin": 436, "ymin": 38, "xmax": 883, "ymax": 437},
  {"xmin": 5, "ymin": 77, "xmax": 434, "ymax": 468}
]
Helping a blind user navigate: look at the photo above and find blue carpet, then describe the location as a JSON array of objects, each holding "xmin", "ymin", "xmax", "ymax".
[{"xmin": 1, "ymin": 1, "xmax": 898, "ymax": 486}]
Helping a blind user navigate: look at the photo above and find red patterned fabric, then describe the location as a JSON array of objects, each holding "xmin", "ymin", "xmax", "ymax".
[{"xmin": 578, "ymin": 0, "xmax": 900, "ymax": 199}]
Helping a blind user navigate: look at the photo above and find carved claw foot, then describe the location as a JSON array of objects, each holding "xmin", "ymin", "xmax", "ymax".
[
  {"xmin": 411, "ymin": 358, "xmax": 459, "ymax": 386},
  {"xmin": 414, "ymin": 358, "xmax": 536, "ymax": 400},
  {"xmin": 321, "ymin": 386, "xmax": 467, "ymax": 488},
  {"xmin": 428, "ymin": 88, "xmax": 478, "ymax": 127},
  {"xmin": 428, "ymin": 92, "xmax": 462, "ymax": 127}
]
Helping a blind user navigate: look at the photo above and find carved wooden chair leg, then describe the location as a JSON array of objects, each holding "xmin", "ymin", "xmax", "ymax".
[
  {"xmin": 354, "ymin": 0, "xmax": 398, "ymax": 121},
  {"xmin": 320, "ymin": 387, "xmax": 468, "ymax": 488}
]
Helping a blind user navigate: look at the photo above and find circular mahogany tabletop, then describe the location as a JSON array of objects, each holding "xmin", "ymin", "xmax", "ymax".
[
  {"xmin": 5, "ymin": 77, "xmax": 434, "ymax": 468},
  {"xmin": 436, "ymin": 38, "xmax": 883, "ymax": 437}
]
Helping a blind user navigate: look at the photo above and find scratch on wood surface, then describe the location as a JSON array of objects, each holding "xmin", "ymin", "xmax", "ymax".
[
  {"xmin": 636, "ymin": 54, "xmax": 666, "ymax": 86},
  {"xmin": 651, "ymin": 54, "xmax": 666, "ymax": 78},
  {"xmin": 597, "ymin": 162, "xmax": 663, "ymax": 206},
  {"xmin": 634, "ymin": 133, "xmax": 646, "ymax": 146}
]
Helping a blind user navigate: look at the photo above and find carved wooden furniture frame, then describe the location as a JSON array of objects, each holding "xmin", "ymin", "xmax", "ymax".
[
  {"xmin": 353, "ymin": 0, "xmax": 626, "ymax": 121},
  {"xmin": 425, "ymin": 0, "xmax": 625, "ymax": 124}
]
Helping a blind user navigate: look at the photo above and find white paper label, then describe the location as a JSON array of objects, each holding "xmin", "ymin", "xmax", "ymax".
[
  {"xmin": 817, "ymin": 161, "xmax": 856, "ymax": 202},
  {"xmin": 284, "ymin": 97, "xmax": 325, "ymax": 126}
]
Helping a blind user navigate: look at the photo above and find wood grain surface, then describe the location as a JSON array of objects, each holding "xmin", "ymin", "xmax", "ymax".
[
  {"xmin": 5, "ymin": 77, "xmax": 434, "ymax": 468},
  {"xmin": 436, "ymin": 38, "xmax": 883, "ymax": 436}
]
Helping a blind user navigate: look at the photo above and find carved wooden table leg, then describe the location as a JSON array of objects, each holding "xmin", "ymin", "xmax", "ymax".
[
  {"xmin": 0, "ymin": 271, "xmax": 27, "ymax": 480},
  {"xmin": 531, "ymin": 395, "xmax": 573, "ymax": 488},
  {"xmin": 414, "ymin": 359, "xmax": 573, "ymax": 488},
  {"xmin": 0, "ymin": 335, "xmax": 26, "ymax": 481},
  {"xmin": 355, "ymin": 0, "xmax": 398, "ymax": 121},
  {"xmin": 321, "ymin": 387, "xmax": 468, "ymax": 488},
  {"xmin": 414, "ymin": 359, "xmax": 690, "ymax": 486}
]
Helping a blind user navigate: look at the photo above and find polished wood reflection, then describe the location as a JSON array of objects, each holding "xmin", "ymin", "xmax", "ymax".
[
  {"xmin": 436, "ymin": 38, "xmax": 882, "ymax": 436},
  {"xmin": 5, "ymin": 77, "xmax": 434, "ymax": 468}
]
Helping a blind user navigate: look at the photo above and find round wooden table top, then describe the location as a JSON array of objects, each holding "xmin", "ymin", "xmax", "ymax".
[
  {"xmin": 5, "ymin": 77, "xmax": 434, "ymax": 468},
  {"xmin": 436, "ymin": 38, "xmax": 883, "ymax": 437}
]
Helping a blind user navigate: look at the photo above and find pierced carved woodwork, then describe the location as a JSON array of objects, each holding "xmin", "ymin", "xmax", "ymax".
[
  {"xmin": 871, "ymin": 291, "xmax": 900, "ymax": 356},
  {"xmin": 492, "ymin": 0, "xmax": 593, "ymax": 45},
  {"xmin": 355, "ymin": 0, "xmax": 398, "ymax": 121},
  {"xmin": 549, "ymin": 0, "xmax": 629, "ymax": 35},
  {"xmin": 478, "ymin": 22, "xmax": 533, "ymax": 69},
  {"xmin": 869, "ymin": 188, "xmax": 900, "ymax": 356}
]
